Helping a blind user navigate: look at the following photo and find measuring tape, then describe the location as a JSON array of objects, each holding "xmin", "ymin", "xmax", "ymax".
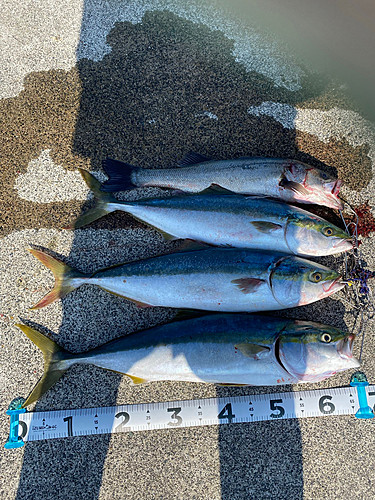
[{"xmin": 5, "ymin": 373, "xmax": 374, "ymax": 449}]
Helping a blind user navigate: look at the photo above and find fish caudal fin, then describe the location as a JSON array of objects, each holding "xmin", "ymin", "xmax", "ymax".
[
  {"xmin": 64, "ymin": 169, "xmax": 117, "ymax": 229},
  {"xmin": 16, "ymin": 323, "xmax": 73, "ymax": 407},
  {"xmin": 101, "ymin": 158, "xmax": 139, "ymax": 192},
  {"xmin": 29, "ymin": 249, "xmax": 86, "ymax": 309}
]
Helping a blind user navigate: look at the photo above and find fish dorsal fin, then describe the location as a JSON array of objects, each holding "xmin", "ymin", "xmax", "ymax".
[
  {"xmin": 199, "ymin": 184, "xmax": 236, "ymax": 195},
  {"xmin": 126, "ymin": 374, "xmax": 149, "ymax": 385},
  {"xmin": 250, "ymin": 221, "xmax": 282, "ymax": 234},
  {"xmin": 231, "ymin": 277, "xmax": 265, "ymax": 294},
  {"xmin": 234, "ymin": 343, "xmax": 270, "ymax": 358},
  {"xmin": 178, "ymin": 151, "xmax": 212, "ymax": 167}
]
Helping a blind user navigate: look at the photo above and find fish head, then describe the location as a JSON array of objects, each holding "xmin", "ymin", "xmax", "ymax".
[
  {"xmin": 283, "ymin": 162, "xmax": 343, "ymax": 209},
  {"xmin": 285, "ymin": 213, "xmax": 353, "ymax": 256},
  {"xmin": 278, "ymin": 321, "xmax": 360, "ymax": 382},
  {"xmin": 270, "ymin": 256, "xmax": 344, "ymax": 307}
]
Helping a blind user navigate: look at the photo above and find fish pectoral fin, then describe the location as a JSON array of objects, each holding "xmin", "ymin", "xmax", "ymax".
[
  {"xmin": 234, "ymin": 343, "xmax": 270, "ymax": 358},
  {"xmin": 231, "ymin": 277, "xmax": 265, "ymax": 294},
  {"xmin": 126, "ymin": 374, "xmax": 149, "ymax": 385},
  {"xmin": 199, "ymin": 184, "xmax": 236, "ymax": 195},
  {"xmin": 279, "ymin": 178, "xmax": 309, "ymax": 196},
  {"xmin": 178, "ymin": 151, "xmax": 212, "ymax": 167},
  {"xmin": 250, "ymin": 221, "xmax": 282, "ymax": 233}
]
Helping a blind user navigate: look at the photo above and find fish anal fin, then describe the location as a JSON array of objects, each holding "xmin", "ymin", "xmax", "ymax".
[
  {"xmin": 231, "ymin": 277, "xmax": 265, "ymax": 294},
  {"xmin": 217, "ymin": 383, "xmax": 249, "ymax": 387},
  {"xmin": 178, "ymin": 151, "xmax": 212, "ymax": 167},
  {"xmin": 176, "ymin": 240, "xmax": 211, "ymax": 253},
  {"xmin": 126, "ymin": 374, "xmax": 149, "ymax": 385},
  {"xmin": 234, "ymin": 343, "xmax": 270, "ymax": 358},
  {"xmin": 158, "ymin": 228, "xmax": 179, "ymax": 241},
  {"xmin": 173, "ymin": 309, "xmax": 214, "ymax": 322},
  {"xmin": 250, "ymin": 221, "xmax": 282, "ymax": 234},
  {"xmin": 101, "ymin": 290, "xmax": 154, "ymax": 309},
  {"xmin": 133, "ymin": 300, "xmax": 153, "ymax": 309},
  {"xmin": 199, "ymin": 184, "xmax": 236, "ymax": 195}
]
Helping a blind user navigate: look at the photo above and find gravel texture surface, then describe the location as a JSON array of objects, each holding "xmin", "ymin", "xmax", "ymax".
[{"xmin": 1, "ymin": 2, "xmax": 375, "ymax": 500}]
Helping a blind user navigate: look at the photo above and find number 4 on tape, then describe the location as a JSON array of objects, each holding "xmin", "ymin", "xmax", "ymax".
[{"xmin": 5, "ymin": 373, "xmax": 374, "ymax": 449}]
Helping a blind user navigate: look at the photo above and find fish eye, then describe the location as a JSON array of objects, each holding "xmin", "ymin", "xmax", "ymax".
[
  {"xmin": 320, "ymin": 172, "xmax": 328, "ymax": 180},
  {"xmin": 323, "ymin": 227, "xmax": 334, "ymax": 237},
  {"xmin": 321, "ymin": 333, "xmax": 332, "ymax": 343},
  {"xmin": 311, "ymin": 272, "xmax": 323, "ymax": 283}
]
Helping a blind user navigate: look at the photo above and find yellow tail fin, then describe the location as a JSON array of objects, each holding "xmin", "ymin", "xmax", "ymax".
[
  {"xmin": 64, "ymin": 169, "xmax": 117, "ymax": 229},
  {"xmin": 29, "ymin": 249, "xmax": 86, "ymax": 309},
  {"xmin": 16, "ymin": 323, "xmax": 74, "ymax": 407}
]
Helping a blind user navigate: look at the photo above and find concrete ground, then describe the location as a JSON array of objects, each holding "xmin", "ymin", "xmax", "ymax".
[{"xmin": 1, "ymin": 1, "xmax": 375, "ymax": 499}]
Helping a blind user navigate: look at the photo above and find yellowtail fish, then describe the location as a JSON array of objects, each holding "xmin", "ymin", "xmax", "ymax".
[
  {"xmin": 29, "ymin": 247, "xmax": 344, "ymax": 311},
  {"xmin": 68, "ymin": 170, "xmax": 351, "ymax": 257},
  {"xmin": 17, "ymin": 315, "xmax": 359, "ymax": 407},
  {"xmin": 101, "ymin": 153, "xmax": 343, "ymax": 209}
]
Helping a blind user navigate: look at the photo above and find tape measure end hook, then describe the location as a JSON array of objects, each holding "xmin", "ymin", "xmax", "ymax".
[{"xmin": 4, "ymin": 397, "xmax": 27, "ymax": 449}]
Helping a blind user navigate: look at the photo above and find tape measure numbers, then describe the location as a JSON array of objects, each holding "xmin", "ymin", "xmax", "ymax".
[{"xmin": 5, "ymin": 383, "xmax": 375, "ymax": 448}]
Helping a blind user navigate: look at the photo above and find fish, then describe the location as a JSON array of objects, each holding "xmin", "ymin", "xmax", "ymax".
[
  {"xmin": 101, "ymin": 153, "xmax": 343, "ymax": 209},
  {"xmin": 16, "ymin": 314, "xmax": 360, "ymax": 407},
  {"xmin": 68, "ymin": 169, "xmax": 352, "ymax": 257},
  {"xmin": 29, "ymin": 247, "xmax": 345, "ymax": 312}
]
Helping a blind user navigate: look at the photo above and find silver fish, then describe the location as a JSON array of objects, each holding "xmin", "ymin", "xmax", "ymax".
[
  {"xmin": 17, "ymin": 315, "xmax": 359, "ymax": 407},
  {"xmin": 101, "ymin": 153, "xmax": 343, "ymax": 209},
  {"xmin": 29, "ymin": 247, "xmax": 344, "ymax": 311},
  {"xmin": 69, "ymin": 170, "xmax": 352, "ymax": 257}
]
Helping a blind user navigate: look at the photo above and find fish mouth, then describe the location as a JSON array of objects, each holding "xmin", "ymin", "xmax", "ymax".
[
  {"xmin": 321, "ymin": 180, "xmax": 344, "ymax": 209},
  {"xmin": 322, "ymin": 277, "xmax": 345, "ymax": 294},
  {"xmin": 331, "ymin": 179, "xmax": 342, "ymax": 196},
  {"xmin": 337, "ymin": 335, "xmax": 357, "ymax": 361},
  {"xmin": 332, "ymin": 238, "xmax": 353, "ymax": 251}
]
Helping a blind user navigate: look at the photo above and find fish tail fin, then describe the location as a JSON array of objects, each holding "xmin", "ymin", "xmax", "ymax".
[
  {"xmin": 16, "ymin": 323, "xmax": 74, "ymax": 407},
  {"xmin": 64, "ymin": 169, "xmax": 117, "ymax": 229},
  {"xmin": 29, "ymin": 249, "xmax": 86, "ymax": 309},
  {"xmin": 101, "ymin": 158, "xmax": 139, "ymax": 192}
]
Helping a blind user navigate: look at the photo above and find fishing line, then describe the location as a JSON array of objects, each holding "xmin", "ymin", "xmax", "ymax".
[{"xmin": 338, "ymin": 201, "xmax": 375, "ymax": 361}]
